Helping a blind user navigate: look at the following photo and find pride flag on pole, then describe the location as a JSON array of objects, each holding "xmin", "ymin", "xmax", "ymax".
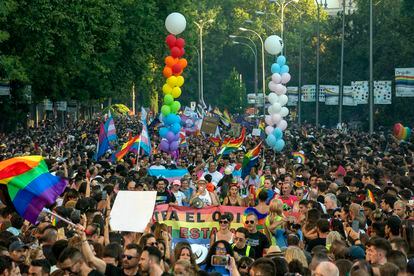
[
  {"xmin": 218, "ymin": 127, "xmax": 246, "ymax": 155},
  {"xmin": 114, "ymin": 136, "xmax": 140, "ymax": 162},
  {"xmin": 140, "ymin": 107, "xmax": 152, "ymax": 156},
  {"xmin": 104, "ymin": 112, "xmax": 117, "ymax": 145},
  {"xmin": 94, "ymin": 123, "xmax": 111, "ymax": 161},
  {"xmin": 0, "ymin": 156, "xmax": 67, "ymax": 223},
  {"xmin": 241, "ymin": 142, "xmax": 262, "ymax": 179}
]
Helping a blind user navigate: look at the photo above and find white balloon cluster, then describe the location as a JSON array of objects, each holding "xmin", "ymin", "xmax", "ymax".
[{"xmin": 264, "ymin": 35, "xmax": 290, "ymax": 152}]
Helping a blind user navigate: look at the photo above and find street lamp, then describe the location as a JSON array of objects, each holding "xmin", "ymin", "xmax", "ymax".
[
  {"xmin": 239, "ymin": 27, "xmax": 266, "ymax": 116},
  {"xmin": 232, "ymin": 40, "xmax": 258, "ymax": 110},
  {"xmin": 245, "ymin": 18, "xmax": 276, "ymax": 34},
  {"xmin": 194, "ymin": 19, "xmax": 214, "ymax": 107},
  {"xmin": 229, "ymin": 35, "xmax": 258, "ymax": 99},
  {"xmin": 315, "ymin": 0, "xmax": 327, "ymax": 128},
  {"xmin": 369, "ymin": 0, "xmax": 374, "ymax": 134},
  {"xmin": 269, "ymin": 0, "xmax": 299, "ymax": 55}
]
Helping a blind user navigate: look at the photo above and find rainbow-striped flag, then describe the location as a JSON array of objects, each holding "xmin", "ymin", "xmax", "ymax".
[
  {"xmin": 218, "ymin": 128, "xmax": 246, "ymax": 155},
  {"xmin": 0, "ymin": 156, "xmax": 67, "ymax": 224},
  {"xmin": 114, "ymin": 136, "xmax": 140, "ymax": 161},
  {"xmin": 179, "ymin": 132, "xmax": 187, "ymax": 148},
  {"xmin": 209, "ymin": 137, "xmax": 221, "ymax": 147},
  {"xmin": 241, "ymin": 142, "xmax": 262, "ymax": 179},
  {"xmin": 367, "ymin": 189, "xmax": 375, "ymax": 203},
  {"xmin": 293, "ymin": 152, "xmax": 306, "ymax": 164}
]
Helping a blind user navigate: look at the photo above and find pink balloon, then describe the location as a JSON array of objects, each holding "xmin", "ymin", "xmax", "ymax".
[
  {"xmin": 272, "ymin": 113, "xmax": 282, "ymax": 125},
  {"xmin": 265, "ymin": 115, "xmax": 273, "ymax": 125},
  {"xmin": 265, "ymin": 126, "xmax": 274, "ymax": 135},
  {"xmin": 275, "ymin": 84, "xmax": 287, "ymax": 95},
  {"xmin": 268, "ymin": 81, "xmax": 278, "ymax": 92},
  {"xmin": 281, "ymin": 73, "xmax": 291, "ymax": 84},
  {"xmin": 271, "ymin": 73, "xmax": 282, "ymax": 84},
  {"xmin": 277, "ymin": 119, "xmax": 288, "ymax": 131}
]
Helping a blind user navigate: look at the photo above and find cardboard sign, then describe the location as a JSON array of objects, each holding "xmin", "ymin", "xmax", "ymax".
[
  {"xmin": 200, "ymin": 117, "xmax": 219, "ymax": 135},
  {"xmin": 110, "ymin": 191, "xmax": 157, "ymax": 232}
]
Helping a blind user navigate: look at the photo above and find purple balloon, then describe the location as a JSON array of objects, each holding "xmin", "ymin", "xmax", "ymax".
[
  {"xmin": 170, "ymin": 141, "xmax": 179, "ymax": 151},
  {"xmin": 166, "ymin": 131, "xmax": 175, "ymax": 142},
  {"xmin": 160, "ymin": 140, "xmax": 170, "ymax": 152},
  {"xmin": 174, "ymin": 133, "xmax": 180, "ymax": 141}
]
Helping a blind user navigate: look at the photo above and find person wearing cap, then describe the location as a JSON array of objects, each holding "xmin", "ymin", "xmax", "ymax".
[
  {"xmin": 9, "ymin": 240, "xmax": 28, "ymax": 265},
  {"xmin": 190, "ymin": 178, "xmax": 220, "ymax": 207},
  {"xmin": 171, "ymin": 180, "xmax": 187, "ymax": 207}
]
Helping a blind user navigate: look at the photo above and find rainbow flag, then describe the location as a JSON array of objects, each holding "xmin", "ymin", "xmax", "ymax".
[
  {"xmin": 218, "ymin": 128, "xmax": 246, "ymax": 155},
  {"xmin": 293, "ymin": 152, "xmax": 306, "ymax": 164},
  {"xmin": 209, "ymin": 137, "xmax": 221, "ymax": 147},
  {"xmin": 241, "ymin": 142, "xmax": 262, "ymax": 179},
  {"xmin": 367, "ymin": 189, "xmax": 375, "ymax": 203},
  {"xmin": 114, "ymin": 136, "xmax": 140, "ymax": 161},
  {"xmin": 179, "ymin": 132, "xmax": 187, "ymax": 148},
  {"xmin": 0, "ymin": 156, "xmax": 67, "ymax": 224}
]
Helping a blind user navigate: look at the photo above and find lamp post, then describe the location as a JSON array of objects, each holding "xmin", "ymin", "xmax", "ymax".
[
  {"xmin": 189, "ymin": 45, "xmax": 201, "ymax": 103},
  {"xmin": 338, "ymin": 0, "xmax": 346, "ymax": 126},
  {"xmin": 239, "ymin": 27, "xmax": 266, "ymax": 117},
  {"xmin": 194, "ymin": 19, "xmax": 214, "ymax": 107},
  {"xmin": 231, "ymin": 41, "xmax": 258, "ymax": 107},
  {"xmin": 369, "ymin": 0, "xmax": 374, "ymax": 134},
  {"xmin": 269, "ymin": 0, "xmax": 299, "ymax": 55}
]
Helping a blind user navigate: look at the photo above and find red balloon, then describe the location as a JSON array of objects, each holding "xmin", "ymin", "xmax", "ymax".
[
  {"xmin": 175, "ymin": 38, "xmax": 185, "ymax": 48},
  {"xmin": 172, "ymin": 63, "xmax": 182, "ymax": 74},
  {"xmin": 393, "ymin": 123, "xmax": 404, "ymax": 138},
  {"xmin": 179, "ymin": 47, "xmax": 185, "ymax": 57},
  {"xmin": 171, "ymin": 47, "xmax": 181, "ymax": 58},
  {"xmin": 166, "ymin": 34, "xmax": 176, "ymax": 48}
]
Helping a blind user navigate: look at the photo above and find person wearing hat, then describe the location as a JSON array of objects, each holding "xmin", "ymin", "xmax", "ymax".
[
  {"xmin": 222, "ymin": 180, "xmax": 244, "ymax": 207},
  {"xmin": 190, "ymin": 178, "xmax": 220, "ymax": 207},
  {"xmin": 170, "ymin": 180, "xmax": 187, "ymax": 207},
  {"xmin": 9, "ymin": 240, "xmax": 28, "ymax": 265}
]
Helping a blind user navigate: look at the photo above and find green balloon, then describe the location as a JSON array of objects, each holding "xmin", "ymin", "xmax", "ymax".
[
  {"xmin": 164, "ymin": 94, "xmax": 174, "ymax": 105},
  {"xmin": 161, "ymin": 105, "xmax": 171, "ymax": 116},
  {"xmin": 171, "ymin": 101, "xmax": 181, "ymax": 113}
]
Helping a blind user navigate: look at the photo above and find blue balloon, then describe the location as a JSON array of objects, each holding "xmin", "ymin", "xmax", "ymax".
[
  {"xmin": 273, "ymin": 139, "xmax": 285, "ymax": 152},
  {"xmin": 159, "ymin": 127, "xmax": 169, "ymax": 138},
  {"xmin": 273, "ymin": 128, "xmax": 283, "ymax": 140},
  {"xmin": 164, "ymin": 114, "xmax": 174, "ymax": 126},
  {"xmin": 277, "ymin": 55, "xmax": 286, "ymax": 66},
  {"xmin": 271, "ymin": 63, "xmax": 281, "ymax": 74},
  {"xmin": 280, "ymin": 65, "xmax": 289, "ymax": 74},
  {"xmin": 172, "ymin": 114, "xmax": 181, "ymax": 124},
  {"xmin": 266, "ymin": 134, "xmax": 277, "ymax": 147},
  {"xmin": 171, "ymin": 123, "xmax": 181, "ymax": 134}
]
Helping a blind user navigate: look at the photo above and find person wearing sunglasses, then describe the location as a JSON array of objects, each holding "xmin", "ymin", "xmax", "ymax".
[
  {"xmin": 58, "ymin": 247, "xmax": 102, "ymax": 276},
  {"xmin": 232, "ymin": 227, "xmax": 255, "ymax": 259},
  {"xmin": 244, "ymin": 213, "xmax": 270, "ymax": 259},
  {"xmin": 210, "ymin": 214, "xmax": 234, "ymax": 247},
  {"xmin": 200, "ymin": 240, "xmax": 234, "ymax": 276}
]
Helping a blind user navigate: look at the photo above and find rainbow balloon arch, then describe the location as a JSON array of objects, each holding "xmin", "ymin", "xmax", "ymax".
[{"xmin": 159, "ymin": 13, "xmax": 187, "ymax": 154}]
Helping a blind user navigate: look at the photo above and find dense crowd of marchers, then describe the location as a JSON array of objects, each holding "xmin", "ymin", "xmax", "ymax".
[{"xmin": 0, "ymin": 116, "xmax": 413, "ymax": 276}]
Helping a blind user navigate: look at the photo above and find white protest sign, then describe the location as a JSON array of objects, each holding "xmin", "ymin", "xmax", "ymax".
[{"xmin": 110, "ymin": 191, "xmax": 157, "ymax": 232}]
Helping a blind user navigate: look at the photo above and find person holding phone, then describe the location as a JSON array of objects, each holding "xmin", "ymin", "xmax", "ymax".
[{"xmin": 200, "ymin": 240, "xmax": 234, "ymax": 276}]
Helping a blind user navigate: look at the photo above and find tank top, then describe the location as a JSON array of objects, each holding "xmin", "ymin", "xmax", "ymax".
[{"xmin": 198, "ymin": 191, "xmax": 212, "ymax": 206}]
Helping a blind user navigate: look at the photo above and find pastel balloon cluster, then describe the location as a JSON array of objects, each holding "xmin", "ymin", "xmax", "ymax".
[
  {"xmin": 265, "ymin": 55, "xmax": 291, "ymax": 152},
  {"xmin": 393, "ymin": 123, "xmax": 411, "ymax": 141},
  {"xmin": 159, "ymin": 12, "xmax": 187, "ymax": 153}
]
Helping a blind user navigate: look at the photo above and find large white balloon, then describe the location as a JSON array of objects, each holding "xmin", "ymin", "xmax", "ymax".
[
  {"xmin": 268, "ymin": 93, "xmax": 278, "ymax": 104},
  {"xmin": 264, "ymin": 35, "xmax": 284, "ymax": 55},
  {"xmin": 277, "ymin": 119, "xmax": 288, "ymax": 131},
  {"xmin": 270, "ymin": 102, "xmax": 281, "ymax": 114},
  {"xmin": 165, "ymin": 13, "xmax": 187, "ymax": 35},
  {"xmin": 271, "ymin": 73, "xmax": 282, "ymax": 84},
  {"xmin": 280, "ymin": 107, "xmax": 289, "ymax": 117},
  {"xmin": 265, "ymin": 126, "xmax": 274, "ymax": 135},
  {"xmin": 272, "ymin": 113, "xmax": 282, "ymax": 125},
  {"xmin": 275, "ymin": 84, "xmax": 287, "ymax": 95},
  {"xmin": 268, "ymin": 81, "xmax": 277, "ymax": 92},
  {"xmin": 278, "ymin": 94, "xmax": 288, "ymax": 106}
]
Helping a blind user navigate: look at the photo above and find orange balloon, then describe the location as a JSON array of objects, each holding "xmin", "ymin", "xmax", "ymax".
[
  {"xmin": 163, "ymin": 66, "xmax": 172, "ymax": 78},
  {"xmin": 178, "ymin": 58, "xmax": 188, "ymax": 69},
  {"xmin": 165, "ymin": 56, "xmax": 175, "ymax": 67}
]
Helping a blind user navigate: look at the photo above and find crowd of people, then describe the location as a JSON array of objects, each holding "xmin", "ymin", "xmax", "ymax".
[{"xmin": 0, "ymin": 116, "xmax": 413, "ymax": 276}]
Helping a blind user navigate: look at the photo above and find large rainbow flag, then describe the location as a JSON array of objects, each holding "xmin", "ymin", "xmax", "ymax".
[
  {"xmin": 241, "ymin": 142, "xmax": 262, "ymax": 179},
  {"xmin": 114, "ymin": 136, "xmax": 140, "ymax": 161},
  {"xmin": 218, "ymin": 127, "xmax": 246, "ymax": 155},
  {"xmin": 0, "ymin": 156, "xmax": 67, "ymax": 223}
]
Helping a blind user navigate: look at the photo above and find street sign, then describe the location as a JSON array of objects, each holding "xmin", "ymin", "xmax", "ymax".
[{"xmin": 56, "ymin": 101, "xmax": 67, "ymax": 111}]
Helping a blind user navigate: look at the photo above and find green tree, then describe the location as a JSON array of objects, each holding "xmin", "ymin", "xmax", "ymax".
[{"xmin": 220, "ymin": 67, "xmax": 247, "ymax": 113}]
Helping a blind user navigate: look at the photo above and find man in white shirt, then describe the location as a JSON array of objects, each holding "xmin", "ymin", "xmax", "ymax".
[
  {"xmin": 171, "ymin": 180, "xmax": 187, "ymax": 206},
  {"xmin": 149, "ymin": 155, "xmax": 166, "ymax": 170},
  {"xmin": 202, "ymin": 161, "xmax": 223, "ymax": 186}
]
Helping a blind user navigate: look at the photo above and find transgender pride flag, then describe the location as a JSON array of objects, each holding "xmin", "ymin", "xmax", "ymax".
[
  {"xmin": 140, "ymin": 107, "xmax": 151, "ymax": 155},
  {"xmin": 104, "ymin": 112, "xmax": 117, "ymax": 146}
]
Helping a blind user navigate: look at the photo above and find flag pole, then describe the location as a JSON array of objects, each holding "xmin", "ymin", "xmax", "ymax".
[{"xmin": 42, "ymin": 208, "xmax": 78, "ymax": 228}]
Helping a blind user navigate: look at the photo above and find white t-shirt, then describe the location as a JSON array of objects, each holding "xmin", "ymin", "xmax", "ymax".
[
  {"xmin": 173, "ymin": 190, "xmax": 187, "ymax": 206},
  {"xmin": 149, "ymin": 164, "xmax": 166, "ymax": 170},
  {"xmin": 202, "ymin": 171, "xmax": 223, "ymax": 186}
]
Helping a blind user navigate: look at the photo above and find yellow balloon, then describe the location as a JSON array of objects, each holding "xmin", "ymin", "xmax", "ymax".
[
  {"xmin": 172, "ymin": 87, "xmax": 182, "ymax": 98},
  {"xmin": 176, "ymin": 76, "xmax": 185, "ymax": 87},
  {"xmin": 162, "ymin": 83, "xmax": 173, "ymax": 94},
  {"xmin": 167, "ymin": 76, "xmax": 178, "ymax": 87}
]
